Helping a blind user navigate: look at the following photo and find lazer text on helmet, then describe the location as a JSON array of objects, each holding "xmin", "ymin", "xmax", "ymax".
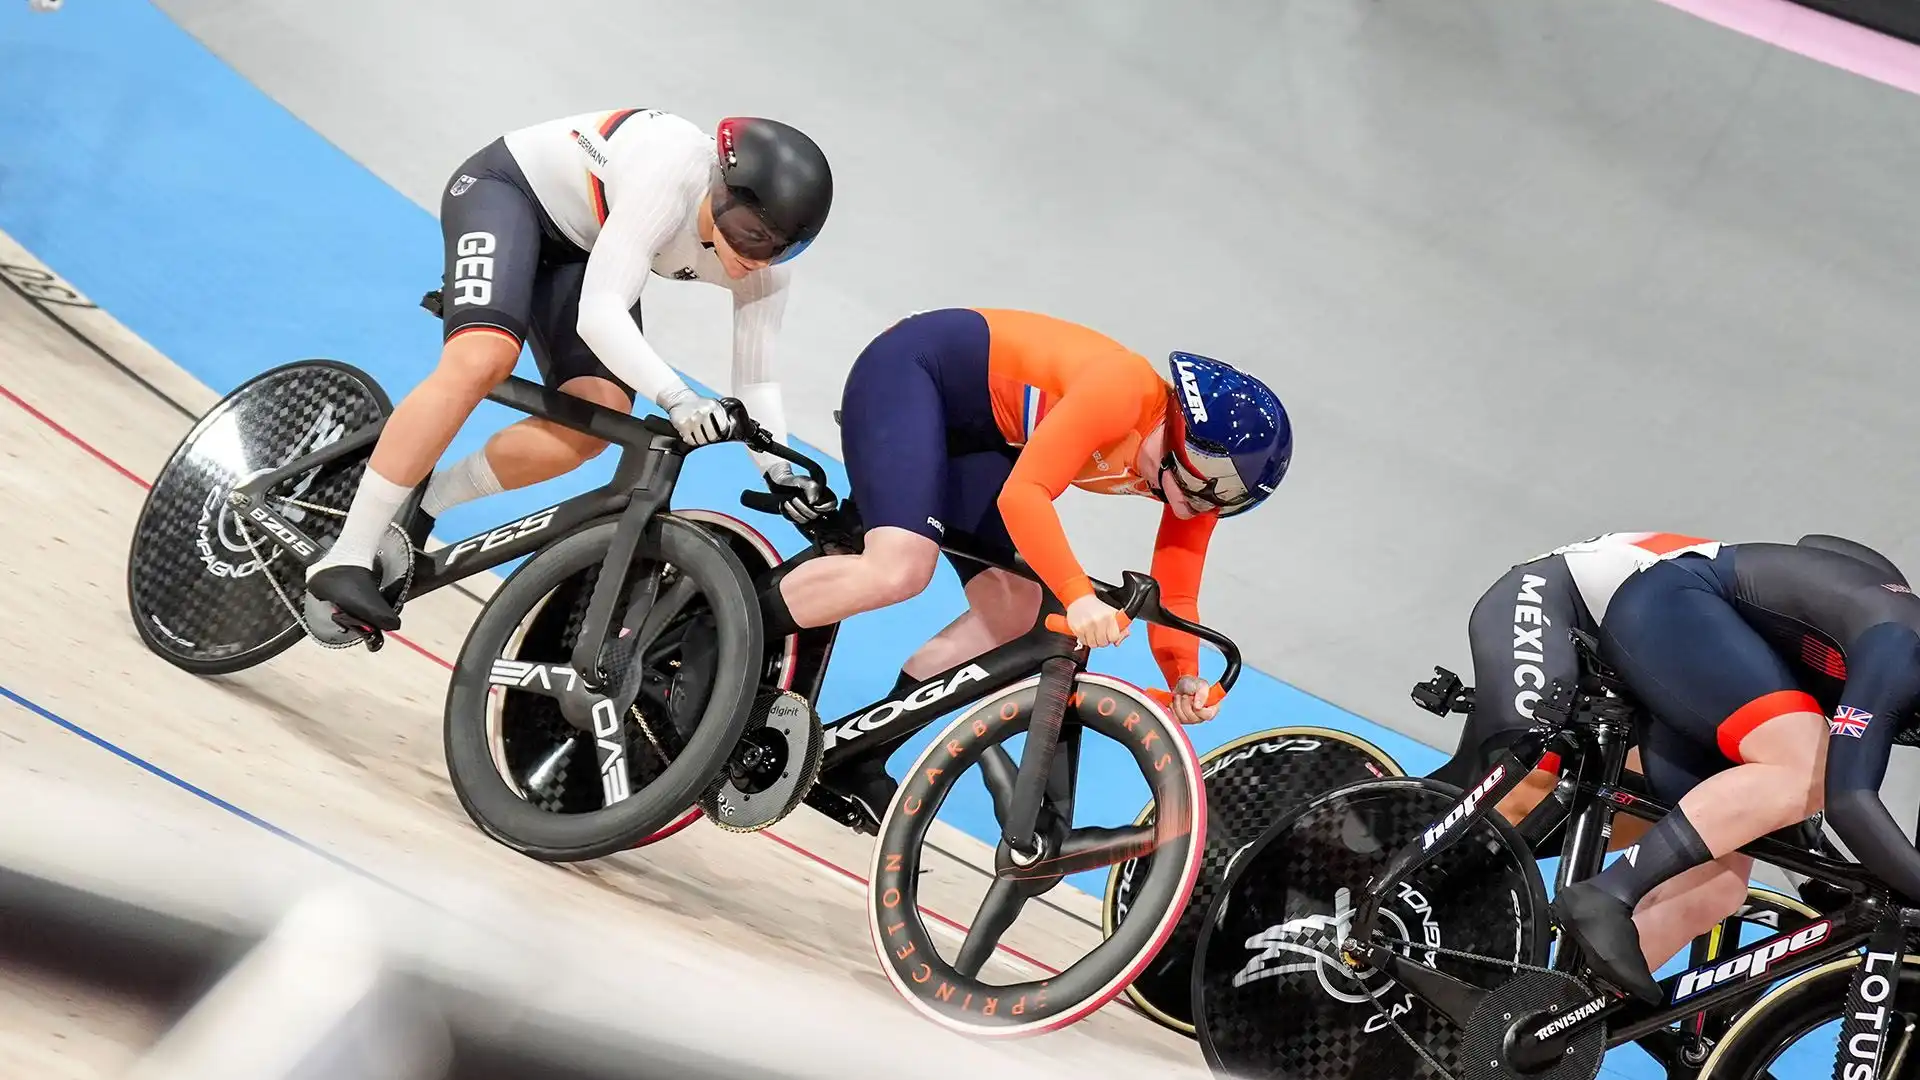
[{"xmin": 1173, "ymin": 358, "xmax": 1209, "ymax": 423}]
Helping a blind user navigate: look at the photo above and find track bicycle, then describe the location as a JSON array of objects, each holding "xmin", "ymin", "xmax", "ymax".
[
  {"xmin": 1190, "ymin": 629, "xmax": 1920, "ymax": 1079},
  {"xmin": 126, "ymin": 338, "xmax": 1245, "ymax": 1036}
]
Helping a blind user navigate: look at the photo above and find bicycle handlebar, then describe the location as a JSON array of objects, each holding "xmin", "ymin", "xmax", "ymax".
[
  {"xmin": 716, "ymin": 398, "xmax": 832, "ymax": 487},
  {"xmin": 1043, "ymin": 570, "xmax": 1243, "ymax": 700},
  {"xmin": 714, "ymin": 401, "xmax": 1243, "ymax": 697}
]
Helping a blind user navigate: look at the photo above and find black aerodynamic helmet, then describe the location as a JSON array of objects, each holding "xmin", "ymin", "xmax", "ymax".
[{"xmin": 710, "ymin": 117, "xmax": 834, "ymax": 264}]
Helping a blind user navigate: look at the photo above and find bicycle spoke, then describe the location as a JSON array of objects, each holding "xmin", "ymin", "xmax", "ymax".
[
  {"xmin": 979, "ymin": 746, "xmax": 1017, "ymax": 824},
  {"xmin": 998, "ymin": 824, "xmax": 1158, "ymax": 881},
  {"xmin": 955, "ymin": 876, "xmax": 1028, "ymax": 979}
]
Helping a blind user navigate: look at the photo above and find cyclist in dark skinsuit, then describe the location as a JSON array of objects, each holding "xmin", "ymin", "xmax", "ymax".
[{"xmin": 1428, "ymin": 532, "xmax": 1920, "ymax": 1003}]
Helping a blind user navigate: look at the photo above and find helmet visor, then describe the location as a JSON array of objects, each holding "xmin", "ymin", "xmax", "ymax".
[
  {"xmin": 711, "ymin": 179, "xmax": 808, "ymax": 264},
  {"xmin": 1162, "ymin": 449, "xmax": 1258, "ymax": 515}
]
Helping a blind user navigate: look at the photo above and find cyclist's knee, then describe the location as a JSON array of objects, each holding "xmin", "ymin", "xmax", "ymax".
[
  {"xmin": 437, "ymin": 330, "xmax": 521, "ymax": 394},
  {"xmin": 863, "ymin": 528, "xmax": 939, "ymax": 605},
  {"xmin": 963, "ymin": 570, "xmax": 1041, "ymax": 639}
]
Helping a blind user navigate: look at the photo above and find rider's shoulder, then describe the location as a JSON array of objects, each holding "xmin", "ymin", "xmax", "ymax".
[
  {"xmin": 1523, "ymin": 531, "xmax": 1720, "ymax": 565},
  {"xmin": 611, "ymin": 110, "xmax": 710, "ymax": 159}
]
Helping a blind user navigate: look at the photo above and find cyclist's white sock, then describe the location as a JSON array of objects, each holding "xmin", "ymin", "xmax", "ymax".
[
  {"xmin": 309, "ymin": 469, "xmax": 412, "ymax": 576},
  {"xmin": 420, "ymin": 447, "xmax": 503, "ymax": 517}
]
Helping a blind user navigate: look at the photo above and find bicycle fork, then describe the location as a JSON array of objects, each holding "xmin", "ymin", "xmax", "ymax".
[{"xmin": 1000, "ymin": 655, "xmax": 1081, "ymax": 860}]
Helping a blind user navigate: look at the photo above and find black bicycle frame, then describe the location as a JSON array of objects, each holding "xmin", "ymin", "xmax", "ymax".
[
  {"xmin": 225, "ymin": 374, "xmax": 831, "ymax": 796},
  {"xmin": 232, "ymin": 369, "xmax": 1245, "ymax": 862},
  {"xmin": 234, "ymin": 377, "xmax": 677, "ymax": 592},
  {"xmin": 1344, "ymin": 663, "xmax": 1917, "ymax": 1077},
  {"xmin": 803, "ymin": 557, "xmax": 1241, "ymax": 859}
]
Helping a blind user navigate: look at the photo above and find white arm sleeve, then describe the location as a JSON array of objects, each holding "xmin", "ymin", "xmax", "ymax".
[
  {"xmin": 730, "ymin": 264, "xmax": 792, "ymax": 473},
  {"xmin": 576, "ymin": 139, "xmax": 708, "ymax": 408}
]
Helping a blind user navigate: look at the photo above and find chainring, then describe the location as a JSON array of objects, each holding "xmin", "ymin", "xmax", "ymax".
[
  {"xmin": 1461, "ymin": 969, "xmax": 1605, "ymax": 1080},
  {"xmin": 300, "ymin": 521, "xmax": 415, "ymax": 649},
  {"xmin": 698, "ymin": 690, "xmax": 823, "ymax": 833}
]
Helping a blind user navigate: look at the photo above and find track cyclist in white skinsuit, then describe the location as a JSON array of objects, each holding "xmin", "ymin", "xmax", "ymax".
[{"xmin": 307, "ymin": 108, "xmax": 836, "ymax": 633}]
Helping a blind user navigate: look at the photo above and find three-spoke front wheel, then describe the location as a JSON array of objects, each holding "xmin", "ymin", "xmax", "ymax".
[
  {"xmin": 866, "ymin": 673, "xmax": 1205, "ymax": 1038},
  {"xmin": 443, "ymin": 515, "xmax": 762, "ymax": 862}
]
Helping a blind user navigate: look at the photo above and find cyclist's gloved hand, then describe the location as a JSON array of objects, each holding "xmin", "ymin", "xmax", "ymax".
[
  {"xmin": 765, "ymin": 462, "xmax": 835, "ymax": 524},
  {"xmin": 660, "ymin": 386, "xmax": 734, "ymax": 447},
  {"xmin": 1065, "ymin": 594, "xmax": 1130, "ymax": 649},
  {"xmin": 1169, "ymin": 675, "xmax": 1221, "ymax": 725}
]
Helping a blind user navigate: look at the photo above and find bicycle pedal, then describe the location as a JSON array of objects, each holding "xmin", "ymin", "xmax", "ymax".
[
  {"xmin": 804, "ymin": 789, "xmax": 879, "ymax": 835},
  {"xmin": 362, "ymin": 628, "xmax": 385, "ymax": 653}
]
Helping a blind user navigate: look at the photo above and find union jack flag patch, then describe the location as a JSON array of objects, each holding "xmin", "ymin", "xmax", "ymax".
[{"xmin": 1831, "ymin": 706, "xmax": 1873, "ymax": 738}]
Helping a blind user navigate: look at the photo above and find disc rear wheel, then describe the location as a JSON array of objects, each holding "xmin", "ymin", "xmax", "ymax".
[
  {"xmin": 1193, "ymin": 777, "xmax": 1549, "ymax": 1080},
  {"xmin": 1104, "ymin": 726, "xmax": 1402, "ymax": 1035},
  {"xmin": 127, "ymin": 360, "xmax": 388, "ymax": 674}
]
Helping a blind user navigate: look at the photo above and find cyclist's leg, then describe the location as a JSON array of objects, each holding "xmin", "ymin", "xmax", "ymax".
[
  {"xmin": 901, "ymin": 450, "xmax": 1039, "ymax": 678},
  {"xmin": 419, "ymin": 260, "xmax": 635, "ymax": 518},
  {"xmin": 1555, "ymin": 555, "xmax": 1826, "ymax": 1000},
  {"xmin": 1628, "ymin": 722, "xmax": 1760, "ymax": 965},
  {"xmin": 767, "ymin": 310, "xmax": 992, "ymax": 633},
  {"xmin": 308, "ymin": 139, "xmax": 541, "ymax": 627}
]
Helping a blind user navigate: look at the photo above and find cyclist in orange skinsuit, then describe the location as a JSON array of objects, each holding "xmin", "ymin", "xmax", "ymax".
[{"xmin": 759, "ymin": 307, "xmax": 1293, "ymax": 827}]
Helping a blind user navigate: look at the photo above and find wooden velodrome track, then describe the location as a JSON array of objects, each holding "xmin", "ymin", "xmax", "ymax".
[{"xmin": 0, "ymin": 228, "xmax": 1201, "ymax": 1078}]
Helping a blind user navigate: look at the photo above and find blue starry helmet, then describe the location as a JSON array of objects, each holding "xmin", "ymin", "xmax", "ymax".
[{"xmin": 1162, "ymin": 352, "xmax": 1292, "ymax": 518}]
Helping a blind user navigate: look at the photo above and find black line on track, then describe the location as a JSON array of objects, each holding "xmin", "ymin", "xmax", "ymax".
[
  {"xmin": 0, "ymin": 267, "xmax": 196, "ymax": 422},
  {"xmin": 3, "ymin": 262, "xmax": 1118, "ymax": 945},
  {"xmin": 0, "ymin": 268, "xmax": 491, "ymax": 609}
]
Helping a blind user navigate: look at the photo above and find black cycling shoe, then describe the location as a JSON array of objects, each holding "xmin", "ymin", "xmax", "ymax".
[
  {"xmin": 307, "ymin": 564, "xmax": 402, "ymax": 632},
  {"xmin": 809, "ymin": 755, "xmax": 899, "ymax": 835},
  {"xmin": 1797, "ymin": 877, "xmax": 1853, "ymax": 915},
  {"xmin": 1551, "ymin": 881, "xmax": 1664, "ymax": 1004}
]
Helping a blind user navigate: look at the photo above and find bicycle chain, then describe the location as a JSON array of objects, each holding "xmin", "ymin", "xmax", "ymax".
[
  {"xmin": 1347, "ymin": 931, "xmax": 1575, "ymax": 1080},
  {"xmin": 1360, "ymin": 987, "xmax": 1459, "ymax": 1080},
  {"xmin": 232, "ymin": 491, "xmax": 413, "ymax": 650},
  {"xmin": 631, "ymin": 704, "xmax": 671, "ymax": 761},
  {"xmin": 1369, "ymin": 932, "xmax": 1561, "ymax": 979}
]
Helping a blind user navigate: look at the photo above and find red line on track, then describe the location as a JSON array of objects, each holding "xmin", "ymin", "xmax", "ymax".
[
  {"xmin": 2, "ymin": 379, "xmax": 1073, "ymax": 982},
  {"xmin": 759, "ymin": 828, "xmax": 1061, "ymax": 975}
]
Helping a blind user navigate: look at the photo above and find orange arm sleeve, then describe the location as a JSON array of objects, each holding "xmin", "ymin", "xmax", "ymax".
[
  {"xmin": 995, "ymin": 373, "xmax": 1141, "ymax": 607},
  {"xmin": 1148, "ymin": 506, "xmax": 1217, "ymax": 686}
]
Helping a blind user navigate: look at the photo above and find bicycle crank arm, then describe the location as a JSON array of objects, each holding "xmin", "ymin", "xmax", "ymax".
[{"xmin": 1346, "ymin": 944, "xmax": 1488, "ymax": 1030}]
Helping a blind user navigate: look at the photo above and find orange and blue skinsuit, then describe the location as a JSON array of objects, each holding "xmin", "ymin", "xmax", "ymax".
[{"xmin": 835, "ymin": 307, "xmax": 1217, "ymax": 690}]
